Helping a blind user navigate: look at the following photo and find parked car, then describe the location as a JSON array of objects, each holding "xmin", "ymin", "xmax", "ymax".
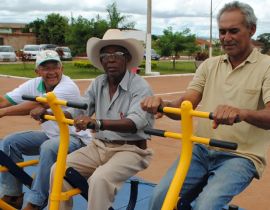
[
  {"xmin": 55, "ymin": 46, "xmax": 72, "ymax": 61},
  {"xmin": 22, "ymin": 44, "xmax": 40, "ymax": 60},
  {"xmin": 144, "ymin": 49, "xmax": 160, "ymax": 60},
  {"xmin": 39, "ymin": 44, "xmax": 58, "ymax": 51},
  {"xmin": 0, "ymin": 45, "xmax": 17, "ymax": 62}
]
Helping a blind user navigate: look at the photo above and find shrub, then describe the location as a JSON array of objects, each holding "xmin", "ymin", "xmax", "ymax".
[
  {"xmin": 195, "ymin": 52, "xmax": 209, "ymax": 61},
  {"xmin": 139, "ymin": 60, "xmax": 158, "ymax": 69},
  {"xmin": 73, "ymin": 60, "xmax": 96, "ymax": 69}
]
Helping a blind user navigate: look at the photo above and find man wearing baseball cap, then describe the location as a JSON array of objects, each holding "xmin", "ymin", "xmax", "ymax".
[
  {"xmin": 0, "ymin": 50, "xmax": 92, "ymax": 210},
  {"xmin": 48, "ymin": 29, "xmax": 154, "ymax": 210}
]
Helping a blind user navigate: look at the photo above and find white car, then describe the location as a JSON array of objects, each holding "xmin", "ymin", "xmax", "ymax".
[
  {"xmin": 0, "ymin": 45, "xmax": 17, "ymax": 62},
  {"xmin": 23, "ymin": 44, "xmax": 40, "ymax": 60},
  {"xmin": 55, "ymin": 47, "xmax": 72, "ymax": 61}
]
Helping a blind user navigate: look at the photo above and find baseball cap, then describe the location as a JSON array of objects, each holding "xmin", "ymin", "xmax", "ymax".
[{"xmin": 36, "ymin": 50, "xmax": 61, "ymax": 68}]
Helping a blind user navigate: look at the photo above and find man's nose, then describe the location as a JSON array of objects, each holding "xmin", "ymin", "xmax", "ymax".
[{"xmin": 223, "ymin": 31, "xmax": 233, "ymax": 41}]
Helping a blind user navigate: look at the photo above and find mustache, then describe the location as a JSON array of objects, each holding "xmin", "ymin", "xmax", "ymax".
[{"xmin": 222, "ymin": 41, "xmax": 237, "ymax": 46}]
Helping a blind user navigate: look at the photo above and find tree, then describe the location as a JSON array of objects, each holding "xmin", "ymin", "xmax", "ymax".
[
  {"xmin": 106, "ymin": 2, "xmax": 135, "ymax": 29},
  {"xmin": 39, "ymin": 13, "xmax": 69, "ymax": 45},
  {"xmin": 157, "ymin": 27, "xmax": 196, "ymax": 69},
  {"xmin": 65, "ymin": 16, "xmax": 95, "ymax": 56},
  {"xmin": 24, "ymin": 19, "xmax": 45, "ymax": 43},
  {"xmin": 257, "ymin": 33, "xmax": 270, "ymax": 54},
  {"xmin": 92, "ymin": 15, "xmax": 109, "ymax": 38}
]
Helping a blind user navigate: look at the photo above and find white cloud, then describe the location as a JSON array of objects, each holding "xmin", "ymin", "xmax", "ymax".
[{"xmin": 0, "ymin": 0, "xmax": 269, "ymax": 38}]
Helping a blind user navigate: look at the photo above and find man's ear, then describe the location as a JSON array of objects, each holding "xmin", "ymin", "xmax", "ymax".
[
  {"xmin": 249, "ymin": 25, "xmax": 256, "ymax": 37},
  {"xmin": 35, "ymin": 68, "xmax": 40, "ymax": 76}
]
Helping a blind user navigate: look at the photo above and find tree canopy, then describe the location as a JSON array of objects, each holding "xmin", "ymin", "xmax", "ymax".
[
  {"xmin": 257, "ymin": 33, "xmax": 270, "ymax": 54},
  {"xmin": 157, "ymin": 27, "xmax": 197, "ymax": 68}
]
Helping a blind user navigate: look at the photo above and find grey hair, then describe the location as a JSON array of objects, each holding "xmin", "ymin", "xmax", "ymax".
[{"xmin": 217, "ymin": 1, "xmax": 257, "ymax": 28}]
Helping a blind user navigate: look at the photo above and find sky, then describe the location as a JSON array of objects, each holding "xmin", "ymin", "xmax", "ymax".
[{"xmin": 1, "ymin": 0, "xmax": 269, "ymax": 39}]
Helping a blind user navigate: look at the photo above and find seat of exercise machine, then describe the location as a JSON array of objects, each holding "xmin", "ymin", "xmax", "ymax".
[{"xmin": 64, "ymin": 167, "xmax": 139, "ymax": 210}]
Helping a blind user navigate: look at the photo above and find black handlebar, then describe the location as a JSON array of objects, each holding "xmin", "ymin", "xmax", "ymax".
[
  {"xmin": 144, "ymin": 128, "xmax": 238, "ymax": 150},
  {"xmin": 22, "ymin": 95, "xmax": 88, "ymax": 110},
  {"xmin": 66, "ymin": 101, "xmax": 88, "ymax": 110},
  {"xmin": 144, "ymin": 128, "xmax": 165, "ymax": 137},
  {"xmin": 22, "ymin": 95, "xmax": 37, "ymax": 101},
  {"xmin": 209, "ymin": 139, "xmax": 238, "ymax": 150},
  {"xmin": 157, "ymin": 105, "xmax": 164, "ymax": 113},
  {"xmin": 209, "ymin": 112, "xmax": 240, "ymax": 123},
  {"xmin": 87, "ymin": 122, "xmax": 95, "ymax": 129}
]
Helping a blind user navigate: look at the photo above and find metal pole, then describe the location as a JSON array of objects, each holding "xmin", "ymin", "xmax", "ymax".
[
  {"xmin": 145, "ymin": 0, "xmax": 159, "ymax": 75},
  {"xmin": 209, "ymin": 0, "xmax": 213, "ymax": 58},
  {"xmin": 145, "ymin": 0, "xmax": 152, "ymax": 74}
]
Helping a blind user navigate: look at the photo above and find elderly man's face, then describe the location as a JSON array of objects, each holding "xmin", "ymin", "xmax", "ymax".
[
  {"xmin": 36, "ymin": 60, "xmax": 63, "ymax": 91},
  {"xmin": 218, "ymin": 9, "xmax": 256, "ymax": 59},
  {"xmin": 100, "ymin": 45, "xmax": 131, "ymax": 82}
]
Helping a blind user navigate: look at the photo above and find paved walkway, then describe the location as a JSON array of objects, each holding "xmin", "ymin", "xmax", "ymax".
[{"xmin": 0, "ymin": 75, "xmax": 269, "ymax": 210}]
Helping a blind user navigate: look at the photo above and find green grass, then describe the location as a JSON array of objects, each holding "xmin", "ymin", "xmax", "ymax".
[
  {"xmin": 0, "ymin": 60, "xmax": 196, "ymax": 79},
  {"xmin": 152, "ymin": 60, "xmax": 196, "ymax": 74}
]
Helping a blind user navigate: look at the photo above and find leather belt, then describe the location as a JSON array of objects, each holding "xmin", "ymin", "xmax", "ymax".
[{"xmin": 101, "ymin": 139, "xmax": 147, "ymax": 150}]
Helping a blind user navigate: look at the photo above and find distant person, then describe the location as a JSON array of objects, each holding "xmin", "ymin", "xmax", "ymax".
[
  {"xmin": 0, "ymin": 50, "xmax": 92, "ymax": 210},
  {"xmin": 45, "ymin": 29, "xmax": 154, "ymax": 210},
  {"xmin": 141, "ymin": 1, "xmax": 270, "ymax": 209}
]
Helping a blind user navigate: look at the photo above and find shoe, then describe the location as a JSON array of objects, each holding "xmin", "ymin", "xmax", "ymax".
[
  {"xmin": 1, "ymin": 194, "xmax": 24, "ymax": 209},
  {"xmin": 22, "ymin": 202, "xmax": 41, "ymax": 210}
]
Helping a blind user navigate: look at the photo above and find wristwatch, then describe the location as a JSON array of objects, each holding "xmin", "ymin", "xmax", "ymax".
[{"xmin": 95, "ymin": 119, "xmax": 103, "ymax": 131}]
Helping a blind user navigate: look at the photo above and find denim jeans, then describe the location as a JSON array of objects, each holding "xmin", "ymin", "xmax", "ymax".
[
  {"xmin": 148, "ymin": 144, "xmax": 257, "ymax": 210},
  {"xmin": 0, "ymin": 130, "xmax": 84, "ymax": 207}
]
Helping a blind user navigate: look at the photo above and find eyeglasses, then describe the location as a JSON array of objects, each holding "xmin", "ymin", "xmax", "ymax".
[
  {"xmin": 100, "ymin": 52, "xmax": 125, "ymax": 62},
  {"xmin": 38, "ymin": 65, "xmax": 61, "ymax": 72}
]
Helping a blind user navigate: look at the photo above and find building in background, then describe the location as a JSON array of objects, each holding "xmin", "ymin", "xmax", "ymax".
[{"xmin": 0, "ymin": 23, "xmax": 36, "ymax": 51}]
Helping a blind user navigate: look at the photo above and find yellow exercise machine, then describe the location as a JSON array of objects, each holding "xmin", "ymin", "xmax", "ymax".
[
  {"xmin": 22, "ymin": 92, "xmax": 88, "ymax": 210},
  {"xmin": 144, "ymin": 100, "xmax": 237, "ymax": 210},
  {"xmin": 0, "ymin": 92, "xmax": 88, "ymax": 210}
]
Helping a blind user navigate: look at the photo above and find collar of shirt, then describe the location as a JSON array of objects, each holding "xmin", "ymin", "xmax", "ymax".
[{"xmin": 222, "ymin": 48, "xmax": 258, "ymax": 65}]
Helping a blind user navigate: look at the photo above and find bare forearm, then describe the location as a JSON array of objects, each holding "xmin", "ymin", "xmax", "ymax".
[
  {"xmin": 102, "ymin": 118, "xmax": 137, "ymax": 133},
  {"xmin": 0, "ymin": 96, "xmax": 12, "ymax": 108},
  {"xmin": 0, "ymin": 102, "xmax": 39, "ymax": 117},
  {"xmin": 242, "ymin": 109, "xmax": 270, "ymax": 130}
]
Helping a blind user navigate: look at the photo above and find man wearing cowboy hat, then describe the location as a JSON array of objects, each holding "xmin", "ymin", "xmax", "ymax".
[{"xmin": 49, "ymin": 29, "xmax": 154, "ymax": 210}]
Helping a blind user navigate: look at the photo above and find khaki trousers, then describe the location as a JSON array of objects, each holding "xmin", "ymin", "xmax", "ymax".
[{"xmin": 49, "ymin": 139, "xmax": 153, "ymax": 210}]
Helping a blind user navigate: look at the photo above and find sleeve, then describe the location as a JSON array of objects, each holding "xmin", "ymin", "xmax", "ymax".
[
  {"xmin": 126, "ymin": 78, "xmax": 154, "ymax": 130},
  {"xmin": 67, "ymin": 80, "xmax": 96, "ymax": 118},
  {"xmin": 187, "ymin": 60, "xmax": 208, "ymax": 94},
  {"xmin": 262, "ymin": 66, "xmax": 270, "ymax": 104},
  {"xmin": 5, "ymin": 80, "xmax": 34, "ymax": 105}
]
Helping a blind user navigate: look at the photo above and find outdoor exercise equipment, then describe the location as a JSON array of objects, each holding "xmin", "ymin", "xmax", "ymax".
[
  {"xmin": 144, "ymin": 100, "xmax": 238, "ymax": 210},
  {"xmin": 0, "ymin": 92, "xmax": 88, "ymax": 210},
  {"xmin": 21, "ymin": 92, "xmax": 138, "ymax": 210}
]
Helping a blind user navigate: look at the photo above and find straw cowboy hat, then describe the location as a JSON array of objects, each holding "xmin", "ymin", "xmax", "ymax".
[{"xmin": 86, "ymin": 29, "xmax": 144, "ymax": 70}]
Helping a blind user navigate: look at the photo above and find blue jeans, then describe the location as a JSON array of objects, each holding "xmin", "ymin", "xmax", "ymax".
[
  {"xmin": 148, "ymin": 144, "xmax": 257, "ymax": 210},
  {"xmin": 0, "ymin": 130, "xmax": 84, "ymax": 207}
]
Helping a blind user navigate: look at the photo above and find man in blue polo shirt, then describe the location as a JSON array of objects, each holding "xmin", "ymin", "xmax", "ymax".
[{"xmin": 0, "ymin": 50, "xmax": 92, "ymax": 210}]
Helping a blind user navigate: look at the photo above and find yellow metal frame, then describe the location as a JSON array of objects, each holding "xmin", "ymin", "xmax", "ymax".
[
  {"xmin": 0, "ymin": 94, "xmax": 229, "ymax": 210},
  {"xmin": 0, "ymin": 92, "xmax": 82, "ymax": 210},
  {"xmin": 161, "ymin": 101, "xmax": 214, "ymax": 210},
  {"xmin": 32, "ymin": 92, "xmax": 82, "ymax": 210}
]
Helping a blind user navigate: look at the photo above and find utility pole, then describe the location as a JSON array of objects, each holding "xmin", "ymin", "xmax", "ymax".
[
  {"xmin": 146, "ymin": 0, "xmax": 159, "ymax": 75},
  {"xmin": 209, "ymin": 0, "xmax": 213, "ymax": 58}
]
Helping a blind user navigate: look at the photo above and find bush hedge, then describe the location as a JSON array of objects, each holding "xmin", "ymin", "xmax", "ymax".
[
  {"xmin": 73, "ymin": 60, "xmax": 96, "ymax": 69},
  {"xmin": 139, "ymin": 60, "xmax": 158, "ymax": 69}
]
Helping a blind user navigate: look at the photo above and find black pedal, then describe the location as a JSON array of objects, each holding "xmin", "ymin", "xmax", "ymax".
[
  {"xmin": 64, "ymin": 167, "xmax": 89, "ymax": 200},
  {"xmin": 0, "ymin": 151, "xmax": 33, "ymax": 188}
]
